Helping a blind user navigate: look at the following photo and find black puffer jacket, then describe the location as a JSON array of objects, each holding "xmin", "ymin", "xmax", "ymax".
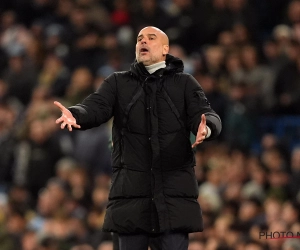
[{"xmin": 69, "ymin": 54, "xmax": 222, "ymax": 234}]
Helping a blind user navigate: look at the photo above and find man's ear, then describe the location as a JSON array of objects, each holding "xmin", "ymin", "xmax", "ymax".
[{"xmin": 163, "ymin": 45, "xmax": 169, "ymax": 56}]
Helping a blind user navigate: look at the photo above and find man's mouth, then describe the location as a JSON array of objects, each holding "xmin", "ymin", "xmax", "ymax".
[{"xmin": 140, "ymin": 48, "xmax": 149, "ymax": 54}]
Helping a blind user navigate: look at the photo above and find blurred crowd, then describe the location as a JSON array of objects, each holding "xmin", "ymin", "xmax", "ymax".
[{"xmin": 0, "ymin": 0, "xmax": 300, "ymax": 250}]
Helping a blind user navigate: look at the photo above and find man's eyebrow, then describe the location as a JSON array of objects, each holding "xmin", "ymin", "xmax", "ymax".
[{"xmin": 137, "ymin": 34, "xmax": 157, "ymax": 39}]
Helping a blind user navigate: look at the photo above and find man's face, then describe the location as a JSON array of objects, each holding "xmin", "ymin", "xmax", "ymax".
[{"xmin": 135, "ymin": 27, "xmax": 169, "ymax": 66}]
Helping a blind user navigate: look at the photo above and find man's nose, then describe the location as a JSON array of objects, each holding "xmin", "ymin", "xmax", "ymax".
[{"xmin": 140, "ymin": 38, "xmax": 147, "ymax": 44}]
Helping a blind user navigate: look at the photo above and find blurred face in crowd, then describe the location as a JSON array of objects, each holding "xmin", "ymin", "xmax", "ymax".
[
  {"xmin": 0, "ymin": 105, "xmax": 15, "ymax": 133},
  {"xmin": 22, "ymin": 231, "xmax": 38, "ymax": 250},
  {"xmin": 97, "ymin": 241, "xmax": 113, "ymax": 250},
  {"xmin": 241, "ymin": 45, "xmax": 258, "ymax": 68},
  {"xmin": 227, "ymin": 0, "xmax": 246, "ymax": 12},
  {"xmin": 238, "ymin": 200, "xmax": 260, "ymax": 222},
  {"xmin": 205, "ymin": 45, "xmax": 224, "ymax": 69},
  {"xmin": 29, "ymin": 119, "xmax": 48, "ymax": 144},
  {"xmin": 6, "ymin": 213, "xmax": 27, "ymax": 234},
  {"xmin": 281, "ymin": 201, "xmax": 299, "ymax": 225},
  {"xmin": 291, "ymin": 147, "xmax": 300, "ymax": 171},
  {"xmin": 142, "ymin": 0, "xmax": 156, "ymax": 12},
  {"xmin": 264, "ymin": 198, "xmax": 282, "ymax": 224},
  {"xmin": 188, "ymin": 241, "xmax": 205, "ymax": 250},
  {"xmin": 288, "ymin": 0, "xmax": 300, "ymax": 23},
  {"xmin": 1, "ymin": 10, "xmax": 16, "ymax": 29},
  {"xmin": 136, "ymin": 26, "xmax": 169, "ymax": 66},
  {"xmin": 70, "ymin": 67, "xmax": 93, "ymax": 90},
  {"xmin": 244, "ymin": 243, "xmax": 263, "ymax": 250}
]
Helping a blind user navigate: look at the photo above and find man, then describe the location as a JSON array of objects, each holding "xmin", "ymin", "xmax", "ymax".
[{"xmin": 54, "ymin": 26, "xmax": 222, "ymax": 250}]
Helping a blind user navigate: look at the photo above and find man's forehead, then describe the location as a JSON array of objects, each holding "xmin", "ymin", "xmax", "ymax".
[
  {"xmin": 137, "ymin": 26, "xmax": 169, "ymax": 44},
  {"xmin": 138, "ymin": 28, "xmax": 160, "ymax": 37}
]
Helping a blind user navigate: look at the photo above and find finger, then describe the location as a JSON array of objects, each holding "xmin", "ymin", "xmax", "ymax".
[
  {"xmin": 61, "ymin": 122, "xmax": 66, "ymax": 129},
  {"xmin": 56, "ymin": 117, "xmax": 63, "ymax": 124},
  {"xmin": 74, "ymin": 124, "xmax": 81, "ymax": 129},
  {"xmin": 54, "ymin": 101, "xmax": 66, "ymax": 111},
  {"xmin": 197, "ymin": 131, "xmax": 206, "ymax": 139},
  {"xmin": 195, "ymin": 135, "xmax": 205, "ymax": 145},
  {"xmin": 192, "ymin": 139, "xmax": 200, "ymax": 148},
  {"xmin": 68, "ymin": 124, "xmax": 73, "ymax": 132}
]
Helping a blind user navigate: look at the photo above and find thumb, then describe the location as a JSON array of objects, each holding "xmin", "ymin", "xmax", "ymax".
[
  {"xmin": 54, "ymin": 101, "xmax": 67, "ymax": 112},
  {"xmin": 201, "ymin": 114, "xmax": 206, "ymax": 125}
]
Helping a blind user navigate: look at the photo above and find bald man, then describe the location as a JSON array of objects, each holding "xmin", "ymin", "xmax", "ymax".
[
  {"xmin": 135, "ymin": 26, "xmax": 169, "ymax": 66},
  {"xmin": 54, "ymin": 26, "xmax": 222, "ymax": 250}
]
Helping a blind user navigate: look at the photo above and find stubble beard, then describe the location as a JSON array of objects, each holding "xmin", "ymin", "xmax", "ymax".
[
  {"xmin": 137, "ymin": 53, "xmax": 160, "ymax": 66},
  {"xmin": 137, "ymin": 54, "xmax": 150, "ymax": 65}
]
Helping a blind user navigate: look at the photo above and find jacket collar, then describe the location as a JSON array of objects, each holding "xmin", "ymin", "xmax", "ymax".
[{"xmin": 130, "ymin": 54, "xmax": 184, "ymax": 80}]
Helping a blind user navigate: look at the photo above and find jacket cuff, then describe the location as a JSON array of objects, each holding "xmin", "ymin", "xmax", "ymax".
[{"xmin": 205, "ymin": 126, "xmax": 211, "ymax": 139}]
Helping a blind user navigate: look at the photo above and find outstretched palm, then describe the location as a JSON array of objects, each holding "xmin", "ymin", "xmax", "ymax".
[
  {"xmin": 192, "ymin": 114, "xmax": 207, "ymax": 148},
  {"xmin": 54, "ymin": 101, "xmax": 81, "ymax": 131}
]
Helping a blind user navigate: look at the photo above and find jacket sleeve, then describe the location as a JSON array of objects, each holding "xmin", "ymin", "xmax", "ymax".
[
  {"xmin": 184, "ymin": 74, "xmax": 222, "ymax": 140},
  {"xmin": 68, "ymin": 73, "xmax": 117, "ymax": 130}
]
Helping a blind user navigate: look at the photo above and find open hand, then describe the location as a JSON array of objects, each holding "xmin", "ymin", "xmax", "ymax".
[
  {"xmin": 54, "ymin": 101, "xmax": 81, "ymax": 131},
  {"xmin": 192, "ymin": 114, "xmax": 207, "ymax": 148}
]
